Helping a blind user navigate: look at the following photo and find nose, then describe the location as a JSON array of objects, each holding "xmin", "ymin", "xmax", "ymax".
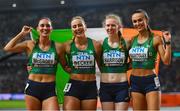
[{"xmin": 135, "ymin": 21, "xmax": 140, "ymax": 25}]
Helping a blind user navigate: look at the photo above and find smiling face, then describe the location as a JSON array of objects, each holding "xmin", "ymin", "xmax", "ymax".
[
  {"xmin": 37, "ymin": 18, "xmax": 52, "ymax": 38},
  {"xmin": 105, "ymin": 18, "xmax": 120, "ymax": 37},
  {"xmin": 71, "ymin": 18, "xmax": 86, "ymax": 38},
  {"xmin": 132, "ymin": 12, "xmax": 149, "ymax": 32}
]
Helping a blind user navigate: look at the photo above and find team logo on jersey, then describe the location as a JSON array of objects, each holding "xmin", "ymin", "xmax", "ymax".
[
  {"xmin": 72, "ymin": 52, "xmax": 94, "ymax": 68},
  {"xmin": 129, "ymin": 46, "xmax": 148, "ymax": 61},
  {"xmin": 32, "ymin": 52, "xmax": 55, "ymax": 67},
  {"xmin": 103, "ymin": 50, "xmax": 125, "ymax": 66}
]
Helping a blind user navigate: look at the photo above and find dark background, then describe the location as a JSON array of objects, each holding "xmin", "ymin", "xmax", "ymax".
[{"xmin": 0, "ymin": 0, "xmax": 179, "ymax": 93}]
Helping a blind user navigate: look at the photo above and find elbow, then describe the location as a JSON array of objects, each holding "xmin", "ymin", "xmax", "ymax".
[
  {"xmin": 164, "ymin": 62, "xmax": 170, "ymax": 65},
  {"xmin": 3, "ymin": 47, "xmax": 9, "ymax": 52},
  {"xmin": 163, "ymin": 60, "xmax": 171, "ymax": 65},
  {"xmin": 3, "ymin": 46, "xmax": 12, "ymax": 52}
]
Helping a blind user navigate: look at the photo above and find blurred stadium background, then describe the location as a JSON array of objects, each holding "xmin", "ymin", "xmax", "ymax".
[{"xmin": 0, "ymin": 0, "xmax": 180, "ymax": 110}]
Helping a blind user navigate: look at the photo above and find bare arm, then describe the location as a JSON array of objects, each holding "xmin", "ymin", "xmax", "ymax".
[
  {"xmin": 124, "ymin": 38, "xmax": 131, "ymax": 50},
  {"xmin": 56, "ymin": 41, "xmax": 72, "ymax": 73},
  {"xmin": 124, "ymin": 38, "xmax": 132, "ymax": 70},
  {"xmin": 93, "ymin": 39, "xmax": 102, "ymax": 71},
  {"xmin": 155, "ymin": 31, "xmax": 171, "ymax": 65},
  {"xmin": 4, "ymin": 26, "xmax": 32, "ymax": 53}
]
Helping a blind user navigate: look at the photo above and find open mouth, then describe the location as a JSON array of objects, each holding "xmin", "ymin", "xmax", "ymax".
[{"xmin": 75, "ymin": 30, "xmax": 84, "ymax": 35}]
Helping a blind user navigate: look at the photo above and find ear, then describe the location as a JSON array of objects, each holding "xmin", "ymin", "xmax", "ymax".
[
  {"xmin": 84, "ymin": 24, "xmax": 87, "ymax": 31},
  {"xmin": 145, "ymin": 17, "xmax": 149, "ymax": 24},
  {"xmin": 118, "ymin": 24, "xmax": 123, "ymax": 29}
]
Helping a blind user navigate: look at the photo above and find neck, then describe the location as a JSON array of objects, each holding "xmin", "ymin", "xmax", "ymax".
[
  {"xmin": 39, "ymin": 36, "xmax": 50, "ymax": 46},
  {"xmin": 108, "ymin": 34, "xmax": 120, "ymax": 48},
  {"xmin": 109, "ymin": 34, "xmax": 119, "ymax": 43},
  {"xmin": 74, "ymin": 36, "xmax": 87, "ymax": 45},
  {"xmin": 138, "ymin": 30, "xmax": 150, "ymax": 38}
]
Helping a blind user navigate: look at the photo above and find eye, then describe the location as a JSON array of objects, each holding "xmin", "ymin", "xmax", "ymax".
[
  {"xmin": 39, "ymin": 24, "xmax": 51, "ymax": 27},
  {"xmin": 164, "ymin": 32, "xmax": 169, "ymax": 36},
  {"xmin": 138, "ymin": 18, "xmax": 143, "ymax": 22},
  {"xmin": 78, "ymin": 24, "xmax": 83, "ymax": 27},
  {"xmin": 111, "ymin": 24, "xmax": 116, "ymax": 27},
  {"xmin": 72, "ymin": 25, "xmax": 76, "ymax": 29},
  {"xmin": 133, "ymin": 20, "xmax": 137, "ymax": 23},
  {"xmin": 45, "ymin": 24, "xmax": 51, "ymax": 27},
  {"xmin": 106, "ymin": 24, "xmax": 110, "ymax": 27},
  {"xmin": 40, "ymin": 24, "xmax": 44, "ymax": 27}
]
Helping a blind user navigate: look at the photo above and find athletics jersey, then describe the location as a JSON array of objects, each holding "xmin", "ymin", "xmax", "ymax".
[
  {"xmin": 28, "ymin": 41, "xmax": 58, "ymax": 74},
  {"xmin": 129, "ymin": 33, "xmax": 157, "ymax": 69},
  {"xmin": 101, "ymin": 37, "xmax": 129, "ymax": 73},
  {"xmin": 67, "ymin": 38, "xmax": 96, "ymax": 74}
]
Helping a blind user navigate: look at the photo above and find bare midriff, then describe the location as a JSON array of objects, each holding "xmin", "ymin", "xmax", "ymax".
[
  {"xmin": 70, "ymin": 73, "xmax": 96, "ymax": 81},
  {"xmin": 28, "ymin": 74, "xmax": 56, "ymax": 82},
  {"xmin": 101, "ymin": 73, "xmax": 128, "ymax": 83},
  {"xmin": 131, "ymin": 68, "xmax": 156, "ymax": 76}
]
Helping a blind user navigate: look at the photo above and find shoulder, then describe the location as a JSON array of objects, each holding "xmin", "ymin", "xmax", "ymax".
[
  {"xmin": 91, "ymin": 38, "xmax": 101, "ymax": 48},
  {"xmin": 25, "ymin": 40, "xmax": 36, "ymax": 55},
  {"xmin": 124, "ymin": 38, "xmax": 132, "ymax": 49},
  {"xmin": 123, "ymin": 36, "xmax": 134, "ymax": 49},
  {"xmin": 64, "ymin": 40, "xmax": 73, "ymax": 53},
  {"xmin": 54, "ymin": 42, "xmax": 63, "ymax": 51},
  {"xmin": 27, "ymin": 40, "xmax": 36, "ymax": 48},
  {"xmin": 91, "ymin": 39, "xmax": 102, "ymax": 55},
  {"xmin": 128, "ymin": 35, "xmax": 138, "ymax": 44},
  {"xmin": 123, "ymin": 37, "xmax": 131, "ymax": 44},
  {"xmin": 98, "ymin": 39, "xmax": 104, "ymax": 45},
  {"xmin": 64, "ymin": 40, "xmax": 73, "ymax": 48},
  {"xmin": 153, "ymin": 34, "xmax": 162, "ymax": 45}
]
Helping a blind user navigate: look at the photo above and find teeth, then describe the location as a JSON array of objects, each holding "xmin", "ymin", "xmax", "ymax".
[{"xmin": 76, "ymin": 31, "xmax": 82, "ymax": 34}]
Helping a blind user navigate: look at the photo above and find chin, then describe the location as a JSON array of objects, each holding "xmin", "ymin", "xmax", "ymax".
[
  {"xmin": 108, "ymin": 33, "xmax": 114, "ymax": 36},
  {"xmin": 136, "ymin": 28, "xmax": 144, "ymax": 32},
  {"xmin": 77, "ymin": 34, "xmax": 85, "ymax": 38},
  {"xmin": 41, "ymin": 35, "xmax": 49, "ymax": 38}
]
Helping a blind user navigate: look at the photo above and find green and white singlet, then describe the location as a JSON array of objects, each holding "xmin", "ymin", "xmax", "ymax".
[
  {"xmin": 101, "ymin": 37, "xmax": 129, "ymax": 73},
  {"xmin": 67, "ymin": 38, "xmax": 96, "ymax": 74},
  {"xmin": 28, "ymin": 41, "xmax": 58, "ymax": 74},
  {"xmin": 129, "ymin": 34, "xmax": 157, "ymax": 69}
]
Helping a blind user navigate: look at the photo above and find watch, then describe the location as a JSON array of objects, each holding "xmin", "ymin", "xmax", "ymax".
[{"xmin": 165, "ymin": 41, "xmax": 171, "ymax": 45}]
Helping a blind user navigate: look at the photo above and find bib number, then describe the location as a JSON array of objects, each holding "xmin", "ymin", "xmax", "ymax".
[{"xmin": 63, "ymin": 83, "xmax": 72, "ymax": 92}]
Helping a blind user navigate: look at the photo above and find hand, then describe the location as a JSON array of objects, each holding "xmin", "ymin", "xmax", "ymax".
[
  {"xmin": 162, "ymin": 31, "xmax": 171, "ymax": 42},
  {"xmin": 21, "ymin": 25, "xmax": 32, "ymax": 36},
  {"xmin": 27, "ymin": 65, "xmax": 32, "ymax": 72},
  {"xmin": 65, "ymin": 66, "xmax": 71, "ymax": 73}
]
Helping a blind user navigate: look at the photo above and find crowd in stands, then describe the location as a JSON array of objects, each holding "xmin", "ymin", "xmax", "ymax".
[
  {"xmin": 0, "ymin": 59, "xmax": 28, "ymax": 93},
  {"xmin": 0, "ymin": 0, "xmax": 179, "ymax": 93}
]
